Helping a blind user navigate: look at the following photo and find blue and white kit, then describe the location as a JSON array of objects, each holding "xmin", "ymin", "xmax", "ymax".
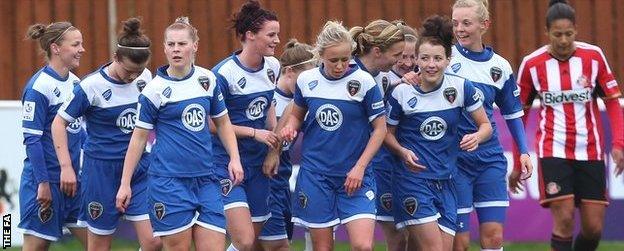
[
  {"xmin": 212, "ymin": 52, "xmax": 279, "ymax": 222},
  {"xmin": 351, "ymin": 57, "xmax": 401, "ymax": 222},
  {"xmin": 290, "ymin": 65, "xmax": 385, "ymax": 228},
  {"xmin": 448, "ymin": 44, "xmax": 527, "ymax": 232},
  {"xmin": 18, "ymin": 66, "xmax": 85, "ymax": 241},
  {"xmin": 259, "ymin": 87, "xmax": 295, "ymax": 241},
  {"xmin": 59, "ymin": 63, "xmax": 152, "ymax": 235},
  {"xmin": 387, "ymin": 73, "xmax": 483, "ymax": 236},
  {"xmin": 136, "ymin": 65, "xmax": 228, "ymax": 236}
]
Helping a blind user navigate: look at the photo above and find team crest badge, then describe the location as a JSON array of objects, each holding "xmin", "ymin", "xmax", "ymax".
[
  {"xmin": 162, "ymin": 87, "xmax": 172, "ymax": 98},
  {"xmin": 403, "ymin": 197, "xmax": 417, "ymax": 216},
  {"xmin": 546, "ymin": 182, "xmax": 560, "ymax": 195},
  {"xmin": 88, "ymin": 201, "xmax": 103, "ymax": 220},
  {"xmin": 136, "ymin": 80, "xmax": 147, "ymax": 92},
  {"xmin": 298, "ymin": 191, "xmax": 308, "ymax": 208},
  {"xmin": 577, "ymin": 75, "xmax": 590, "ymax": 88},
  {"xmin": 220, "ymin": 179, "xmax": 233, "ymax": 196},
  {"xmin": 408, "ymin": 97, "xmax": 418, "ymax": 108},
  {"xmin": 38, "ymin": 206, "xmax": 53, "ymax": 223},
  {"xmin": 382, "ymin": 76, "xmax": 390, "ymax": 92},
  {"xmin": 308, "ymin": 80, "xmax": 318, "ymax": 90},
  {"xmin": 347, "ymin": 80, "xmax": 361, "ymax": 96},
  {"xmin": 443, "ymin": 87, "xmax": 457, "ymax": 104},
  {"xmin": 237, "ymin": 77, "xmax": 247, "ymax": 89},
  {"xmin": 490, "ymin": 67, "xmax": 502, "ymax": 82},
  {"xmin": 102, "ymin": 89, "xmax": 112, "ymax": 101},
  {"xmin": 451, "ymin": 63, "xmax": 462, "ymax": 73},
  {"xmin": 198, "ymin": 76, "xmax": 210, "ymax": 91},
  {"xmin": 53, "ymin": 87, "xmax": 61, "ymax": 97},
  {"xmin": 154, "ymin": 202, "xmax": 166, "ymax": 220},
  {"xmin": 267, "ymin": 68, "xmax": 276, "ymax": 84},
  {"xmin": 380, "ymin": 193, "xmax": 393, "ymax": 212}
]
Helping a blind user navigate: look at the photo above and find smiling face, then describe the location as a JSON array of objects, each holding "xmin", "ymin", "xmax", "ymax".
[
  {"xmin": 53, "ymin": 29, "xmax": 85, "ymax": 70},
  {"xmin": 164, "ymin": 28, "xmax": 197, "ymax": 69},
  {"xmin": 452, "ymin": 6, "xmax": 488, "ymax": 51},
  {"xmin": 247, "ymin": 20, "xmax": 280, "ymax": 56},
  {"xmin": 376, "ymin": 41, "xmax": 405, "ymax": 72},
  {"xmin": 417, "ymin": 42, "xmax": 449, "ymax": 87},
  {"xmin": 547, "ymin": 19, "xmax": 577, "ymax": 60},
  {"xmin": 320, "ymin": 41, "xmax": 352, "ymax": 79},
  {"xmin": 394, "ymin": 41, "xmax": 416, "ymax": 75}
]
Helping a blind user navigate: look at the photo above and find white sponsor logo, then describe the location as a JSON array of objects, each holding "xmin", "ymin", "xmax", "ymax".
[
  {"xmin": 372, "ymin": 101, "xmax": 384, "ymax": 110},
  {"xmin": 182, "ymin": 104, "xmax": 206, "ymax": 132},
  {"xmin": 420, "ymin": 116, "xmax": 447, "ymax": 140},
  {"xmin": 116, "ymin": 108, "xmax": 138, "ymax": 134},
  {"xmin": 315, "ymin": 104, "xmax": 343, "ymax": 131},
  {"xmin": 246, "ymin": 96, "xmax": 268, "ymax": 120}
]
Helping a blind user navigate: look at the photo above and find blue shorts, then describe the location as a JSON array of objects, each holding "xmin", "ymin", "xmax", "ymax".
[
  {"xmin": 393, "ymin": 175, "xmax": 457, "ymax": 236},
  {"xmin": 217, "ymin": 164, "xmax": 270, "ymax": 222},
  {"xmin": 455, "ymin": 149, "xmax": 508, "ymax": 232},
  {"xmin": 258, "ymin": 187, "xmax": 292, "ymax": 241},
  {"xmin": 149, "ymin": 174, "xmax": 226, "ymax": 237},
  {"xmin": 80, "ymin": 155, "xmax": 150, "ymax": 235},
  {"xmin": 291, "ymin": 168, "xmax": 376, "ymax": 229},
  {"xmin": 18, "ymin": 166, "xmax": 83, "ymax": 241},
  {"xmin": 373, "ymin": 168, "xmax": 395, "ymax": 222}
]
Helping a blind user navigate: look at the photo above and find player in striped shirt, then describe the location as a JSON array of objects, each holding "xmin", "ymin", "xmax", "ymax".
[{"xmin": 513, "ymin": 1, "xmax": 624, "ymax": 250}]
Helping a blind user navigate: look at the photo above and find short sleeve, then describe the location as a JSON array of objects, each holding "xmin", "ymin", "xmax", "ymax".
[
  {"xmin": 463, "ymin": 80, "xmax": 483, "ymax": 112},
  {"xmin": 362, "ymin": 85, "xmax": 385, "ymax": 122},
  {"xmin": 495, "ymin": 74, "xmax": 524, "ymax": 120},
  {"xmin": 210, "ymin": 77, "xmax": 228, "ymax": 118},
  {"xmin": 386, "ymin": 92, "xmax": 403, "ymax": 126},
  {"xmin": 59, "ymin": 85, "xmax": 90, "ymax": 123}
]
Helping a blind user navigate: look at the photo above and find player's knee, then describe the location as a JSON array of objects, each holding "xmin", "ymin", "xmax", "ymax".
[
  {"xmin": 481, "ymin": 230, "xmax": 504, "ymax": 248},
  {"xmin": 350, "ymin": 240, "xmax": 373, "ymax": 251},
  {"xmin": 581, "ymin": 226, "xmax": 602, "ymax": 240},
  {"xmin": 231, "ymin": 237, "xmax": 255, "ymax": 251},
  {"xmin": 452, "ymin": 238, "xmax": 470, "ymax": 251},
  {"xmin": 140, "ymin": 236, "xmax": 163, "ymax": 251}
]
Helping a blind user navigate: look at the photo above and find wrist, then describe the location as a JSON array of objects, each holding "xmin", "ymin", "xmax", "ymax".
[{"xmin": 251, "ymin": 128, "xmax": 256, "ymax": 139}]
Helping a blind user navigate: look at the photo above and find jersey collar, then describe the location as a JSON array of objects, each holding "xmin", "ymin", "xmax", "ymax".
[
  {"xmin": 455, "ymin": 44, "xmax": 494, "ymax": 62},
  {"xmin": 156, "ymin": 65, "xmax": 196, "ymax": 81}
]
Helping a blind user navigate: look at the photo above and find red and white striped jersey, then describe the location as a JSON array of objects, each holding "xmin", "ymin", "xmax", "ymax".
[{"xmin": 517, "ymin": 41, "xmax": 621, "ymax": 161}]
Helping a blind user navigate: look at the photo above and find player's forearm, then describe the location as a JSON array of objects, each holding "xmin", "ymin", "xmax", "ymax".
[
  {"xmin": 120, "ymin": 128, "xmax": 148, "ymax": 186},
  {"xmin": 354, "ymin": 117, "xmax": 387, "ymax": 169},
  {"xmin": 51, "ymin": 116, "xmax": 73, "ymax": 171},
  {"xmin": 215, "ymin": 116, "xmax": 241, "ymax": 162},
  {"xmin": 505, "ymin": 117, "xmax": 529, "ymax": 154},
  {"xmin": 605, "ymin": 97, "xmax": 624, "ymax": 149}
]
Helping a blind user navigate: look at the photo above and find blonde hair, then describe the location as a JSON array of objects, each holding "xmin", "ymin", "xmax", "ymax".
[
  {"xmin": 280, "ymin": 39, "xmax": 316, "ymax": 73},
  {"xmin": 314, "ymin": 21, "xmax": 355, "ymax": 56},
  {"xmin": 165, "ymin": 16, "xmax": 199, "ymax": 42},
  {"xmin": 453, "ymin": 0, "xmax": 490, "ymax": 21},
  {"xmin": 393, "ymin": 20, "xmax": 418, "ymax": 43},
  {"xmin": 350, "ymin": 19, "xmax": 405, "ymax": 56}
]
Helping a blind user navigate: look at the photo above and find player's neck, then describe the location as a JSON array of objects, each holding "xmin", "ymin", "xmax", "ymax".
[
  {"xmin": 359, "ymin": 54, "xmax": 380, "ymax": 76},
  {"xmin": 238, "ymin": 49, "xmax": 263, "ymax": 70},
  {"xmin": 276, "ymin": 74, "xmax": 294, "ymax": 95},
  {"xmin": 167, "ymin": 64, "xmax": 192, "ymax": 79},
  {"xmin": 48, "ymin": 59, "xmax": 70, "ymax": 78}
]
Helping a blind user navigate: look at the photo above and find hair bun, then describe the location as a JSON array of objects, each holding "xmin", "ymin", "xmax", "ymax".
[
  {"xmin": 240, "ymin": 0, "xmax": 262, "ymax": 13},
  {"xmin": 122, "ymin": 17, "xmax": 142, "ymax": 36},
  {"xmin": 175, "ymin": 16, "xmax": 191, "ymax": 25},
  {"xmin": 549, "ymin": 0, "xmax": 568, "ymax": 7},
  {"xmin": 26, "ymin": 24, "xmax": 47, "ymax": 40},
  {"xmin": 285, "ymin": 38, "xmax": 299, "ymax": 49}
]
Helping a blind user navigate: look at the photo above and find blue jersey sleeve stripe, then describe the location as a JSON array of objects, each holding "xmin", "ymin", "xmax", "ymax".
[
  {"xmin": 22, "ymin": 128, "xmax": 43, "ymax": 135},
  {"xmin": 211, "ymin": 109, "xmax": 228, "ymax": 118},
  {"xmin": 57, "ymin": 110, "xmax": 76, "ymax": 123},
  {"xmin": 502, "ymin": 110, "xmax": 524, "ymax": 120},
  {"xmin": 135, "ymin": 120, "xmax": 153, "ymax": 130}
]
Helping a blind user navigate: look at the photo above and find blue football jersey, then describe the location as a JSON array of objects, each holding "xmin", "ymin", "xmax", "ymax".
[
  {"xmin": 21, "ymin": 66, "xmax": 84, "ymax": 183},
  {"xmin": 351, "ymin": 57, "xmax": 397, "ymax": 171},
  {"xmin": 294, "ymin": 66, "xmax": 385, "ymax": 177},
  {"xmin": 211, "ymin": 53, "xmax": 280, "ymax": 167},
  {"xmin": 449, "ymin": 44, "xmax": 523, "ymax": 153},
  {"xmin": 136, "ymin": 65, "xmax": 227, "ymax": 177},
  {"xmin": 59, "ymin": 63, "xmax": 152, "ymax": 160},
  {"xmin": 387, "ymin": 74, "xmax": 483, "ymax": 179}
]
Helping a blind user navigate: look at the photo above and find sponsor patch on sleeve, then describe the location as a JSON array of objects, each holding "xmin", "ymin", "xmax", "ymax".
[
  {"xmin": 22, "ymin": 101, "xmax": 35, "ymax": 121},
  {"xmin": 513, "ymin": 89, "xmax": 520, "ymax": 97},
  {"xmin": 606, "ymin": 80, "xmax": 618, "ymax": 89},
  {"xmin": 372, "ymin": 101, "xmax": 384, "ymax": 110},
  {"xmin": 218, "ymin": 93, "xmax": 224, "ymax": 101}
]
